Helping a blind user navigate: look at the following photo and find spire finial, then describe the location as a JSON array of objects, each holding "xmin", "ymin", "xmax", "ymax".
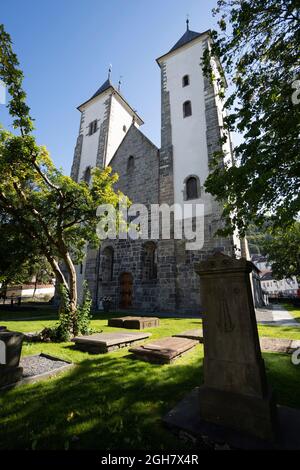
[
  {"xmin": 118, "ymin": 75, "xmax": 123, "ymax": 92},
  {"xmin": 108, "ymin": 64, "xmax": 112, "ymax": 80},
  {"xmin": 186, "ymin": 14, "xmax": 190, "ymax": 30}
]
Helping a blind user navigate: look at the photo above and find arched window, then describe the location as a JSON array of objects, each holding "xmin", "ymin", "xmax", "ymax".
[
  {"xmin": 182, "ymin": 75, "xmax": 190, "ymax": 87},
  {"xmin": 127, "ymin": 155, "xmax": 135, "ymax": 173},
  {"xmin": 142, "ymin": 242, "xmax": 157, "ymax": 280},
  {"xmin": 101, "ymin": 247, "xmax": 114, "ymax": 282},
  {"xmin": 185, "ymin": 176, "xmax": 200, "ymax": 200},
  {"xmin": 83, "ymin": 166, "xmax": 91, "ymax": 184},
  {"xmin": 183, "ymin": 100, "xmax": 192, "ymax": 118}
]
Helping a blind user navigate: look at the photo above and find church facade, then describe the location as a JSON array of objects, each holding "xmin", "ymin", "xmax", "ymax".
[{"xmin": 70, "ymin": 24, "xmax": 242, "ymax": 314}]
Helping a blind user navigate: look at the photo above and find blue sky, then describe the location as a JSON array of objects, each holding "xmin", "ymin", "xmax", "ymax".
[{"xmin": 1, "ymin": 0, "xmax": 220, "ymax": 174}]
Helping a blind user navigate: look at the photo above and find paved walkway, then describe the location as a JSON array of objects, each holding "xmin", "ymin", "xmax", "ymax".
[{"xmin": 256, "ymin": 304, "xmax": 300, "ymax": 327}]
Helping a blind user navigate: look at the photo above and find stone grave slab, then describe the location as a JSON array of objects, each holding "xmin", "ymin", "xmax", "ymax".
[
  {"xmin": 260, "ymin": 337, "xmax": 300, "ymax": 354},
  {"xmin": 173, "ymin": 328, "xmax": 203, "ymax": 343},
  {"xmin": 163, "ymin": 387, "xmax": 300, "ymax": 450},
  {"xmin": 73, "ymin": 331, "xmax": 151, "ymax": 354},
  {"xmin": 108, "ymin": 316, "xmax": 159, "ymax": 329},
  {"xmin": 129, "ymin": 337, "xmax": 198, "ymax": 364}
]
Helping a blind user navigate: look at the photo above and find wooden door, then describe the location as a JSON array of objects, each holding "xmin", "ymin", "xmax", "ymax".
[{"xmin": 120, "ymin": 273, "xmax": 133, "ymax": 308}]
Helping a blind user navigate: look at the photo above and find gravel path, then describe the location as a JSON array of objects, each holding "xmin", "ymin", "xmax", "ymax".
[{"xmin": 20, "ymin": 355, "xmax": 70, "ymax": 378}]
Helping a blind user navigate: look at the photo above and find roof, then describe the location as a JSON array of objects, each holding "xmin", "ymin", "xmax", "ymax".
[
  {"xmin": 169, "ymin": 29, "xmax": 202, "ymax": 54},
  {"xmin": 156, "ymin": 27, "xmax": 210, "ymax": 65},
  {"xmin": 77, "ymin": 78, "xmax": 144, "ymax": 125},
  {"xmin": 91, "ymin": 78, "xmax": 112, "ymax": 99}
]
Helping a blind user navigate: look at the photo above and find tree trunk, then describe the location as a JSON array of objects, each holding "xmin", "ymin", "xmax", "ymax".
[
  {"xmin": 62, "ymin": 251, "xmax": 78, "ymax": 336},
  {"xmin": 32, "ymin": 269, "xmax": 39, "ymax": 299}
]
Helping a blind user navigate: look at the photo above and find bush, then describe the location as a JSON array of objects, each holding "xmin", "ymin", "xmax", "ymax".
[
  {"xmin": 77, "ymin": 281, "xmax": 93, "ymax": 335},
  {"xmin": 40, "ymin": 282, "xmax": 94, "ymax": 343}
]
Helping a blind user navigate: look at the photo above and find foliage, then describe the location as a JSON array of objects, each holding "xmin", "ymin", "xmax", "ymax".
[
  {"xmin": 0, "ymin": 218, "xmax": 53, "ymax": 286},
  {"xmin": 0, "ymin": 24, "xmax": 128, "ymax": 334},
  {"xmin": 262, "ymin": 221, "xmax": 300, "ymax": 281},
  {"xmin": 77, "ymin": 281, "xmax": 93, "ymax": 335},
  {"xmin": 40, "ymin": 283, "xmax": 93, "ymax": 342},
  {"xmin": 203, "ymin": 0, "xmax": 300, "ymax": 235}
]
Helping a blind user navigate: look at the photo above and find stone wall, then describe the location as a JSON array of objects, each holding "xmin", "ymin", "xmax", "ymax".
[{"xmin": 85, "ymin": 124, "xmax": 160, "ymax": 310}]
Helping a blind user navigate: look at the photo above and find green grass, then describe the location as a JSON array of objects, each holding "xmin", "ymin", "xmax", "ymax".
[
  {"xmin": 0, "ymin": 306, "xmax": 300, "ymax": 450},
  {"xmin": 284, "ymin": 303, "xmax": 300, "ymax": 324}
]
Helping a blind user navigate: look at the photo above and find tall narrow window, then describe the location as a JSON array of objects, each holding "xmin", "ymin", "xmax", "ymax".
[
  {"xmin": 183, "ymin": 100, "xmax": 192, "ymax": 118},
  {"xmin": 182, "ymin": 75, "xmax": 190, "ymax": 87},
  {"xmin": 142, "ymin": 242, "xmax": 157, "ymax": 280},
  {"xmin": 186, "ymin": 176, "xmax": 199, "ymax": 200},
  {"xmin": 102, "ymin": 247, "xmax": 114, "ymax": 282},
  {"xmin": 83, "ymin": 166, "xmax": 91, "ymax": 184},
  {"xmin": 127, "ymin": 155, "xmax": 135, "ymax": 173},
  {"xmin": 89, "ymin": 120, "xmax": 98, "ymax": 135}
]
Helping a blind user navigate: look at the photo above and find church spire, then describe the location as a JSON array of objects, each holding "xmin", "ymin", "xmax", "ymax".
[
  {"xmin": 186, "ymin": 14, "xmax": 190, "ymax": 31},
  {"xmin": 108, "ymin": 64, "xmax": 112, "ymax": 80}
]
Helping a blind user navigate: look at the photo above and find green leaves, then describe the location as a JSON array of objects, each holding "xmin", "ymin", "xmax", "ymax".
[
  {"xmin": 0, "ymin": 23, "xmax": 127, "ymax": 323},
  {"xmin": 203, "ymin": 0, "xmax": 300, "ymax": 235}
]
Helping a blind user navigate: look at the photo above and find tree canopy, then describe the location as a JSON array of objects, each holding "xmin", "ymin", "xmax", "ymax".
[
  {"xmin": 0, "ymin": 24, "xmax": 126, "ymax": 334},
  {"xmin": 203, "ymin": 0, "xmax": 300, "ymax": 236}
]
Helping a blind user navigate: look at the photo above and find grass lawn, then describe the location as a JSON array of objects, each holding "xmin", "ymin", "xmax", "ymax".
[
  {"xmin": 0, "ymin": 306, "xmax": 300, "ymax": 450},
  {"xmin": 284, "ymin": 303, "xmax": 300, "ymax": 324}
]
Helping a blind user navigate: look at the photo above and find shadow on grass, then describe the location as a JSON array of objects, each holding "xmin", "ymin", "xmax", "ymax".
[{"xmin": 0, "ymin": 349, "xmax": 203, "ymax": 451}]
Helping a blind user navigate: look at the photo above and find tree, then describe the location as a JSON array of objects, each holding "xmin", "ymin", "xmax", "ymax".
[
  {"xmin": 262, "ymin": 222, "xmax": 300, "ymax": 282},
  {"xmin": 0, "ymin": 24, "xmax": 126, "ymax": 334},
  {"xmin": 203, "ymin": 0, "xmax": 300, "ymax": 236},
  {"xmin": 0, "ymin": 216, "xmax": 52, "ymax": 289}
]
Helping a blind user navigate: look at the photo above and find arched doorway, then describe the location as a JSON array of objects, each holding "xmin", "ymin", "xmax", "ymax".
[{"xmin": 120, "ymin": 273, "xmax": 133, "ymax": 309}]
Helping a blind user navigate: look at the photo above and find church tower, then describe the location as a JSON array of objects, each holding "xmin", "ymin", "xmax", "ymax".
[
  {"xmin": 71, "ymin": 75, "xmax": 143, "ymax": 183},
  {"xmin": 70, "ymin": 75, "xmax": 143, "ymax": 302},
  {"xmin": 157, "ymin": 20, "xmax": 230, "ymax": 221},
  {"xmin": 156, "ymin": 22, "xmax": 240, "ymax": 312}
]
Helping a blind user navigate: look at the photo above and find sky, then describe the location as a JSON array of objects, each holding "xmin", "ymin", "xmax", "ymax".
[{"xmin": 0, "ymin": 0, "xmax": 221, "ymax": 174}]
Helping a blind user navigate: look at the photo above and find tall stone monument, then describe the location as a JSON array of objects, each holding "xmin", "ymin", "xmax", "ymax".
[{"xmin": 195, "ymin": 253, "xmax": 277, "ymax": 441}]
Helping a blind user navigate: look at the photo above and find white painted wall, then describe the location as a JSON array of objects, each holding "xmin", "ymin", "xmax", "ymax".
[
  {"xmin": 78, "ymin": 92, "xmax": 108, "ymax": 179},
  {"xmin": 78, "ymin": 91, "xmax": 140, "ymax": 177},
  {"xmin": 261, "ymin": 276, "xmax": 298, "ymax": 296},
  {"xmin": 106, "ymin": 94, "xmax": 138, "ymax": 166},
  {"xmin": 163, "ymin": 37, "xmax": 218, "ymax": 219},
  {"xmin": 162, "ymin": 37, "xmax": 235, "ymax": 222}
]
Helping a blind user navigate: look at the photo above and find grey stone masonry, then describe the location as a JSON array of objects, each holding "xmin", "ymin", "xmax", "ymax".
[
  {"xmin": 70, "ymin": 134, "xmax": 83, "ymax": 182},
  {"xmin": 70, "ymin": 111, "xmax": 85, "ymax": 181},
  {"xmin": 85, "ymin": 124, "xmax": 160, "ymax": 310},
  {"xmin": 159, "ymin": 62, "xmax": 174, "ymax": 208},
  {"xmin": 96, "ymin": 95, "xmax": 112, "ymax": 169}
]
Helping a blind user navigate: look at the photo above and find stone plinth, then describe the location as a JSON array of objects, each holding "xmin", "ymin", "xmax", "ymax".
[
  {"xmin": 0, "ymin": 331, "xmax": 24, "ymax": 388},
  {"xmin": 72, "ymin": 332, "xmax": 151, "ymax": 354},
  {"xmin": 195, "ymin": 253, "xmax": 277, "ymax": 441},
  {"xmin": 0, "ymin": 365, "xmax": 23, "ymax": 388},
  {"xmin": 0, "ymin": 331, "xmax": 24, "ymax": 367},
  {"xmin": 173, "ymin": 329, "xmax": 203, "ymax": 342},
  {"xmin": 129, "ymin": 337, "xmax": 198, "ymax": 364},
  {"xmin": 108, "ymin": 316, "xmax": 160, "ymax": 329}
]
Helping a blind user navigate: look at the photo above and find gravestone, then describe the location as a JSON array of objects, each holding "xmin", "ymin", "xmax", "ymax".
[
  {"xmin": 108, "ymin": 316, "xmax": 160, "ymax": 329},
  {"xmin": 173, "ymin": 329, "xmax": 203, "ymax": 342},
  {"xmin": 195, "ymin": 253, "xmax": 277, "ymax": 441},
  {"xmin": 129, "ymin": 337, "xmax": 198, "ymax": 364},
  {"xmin": 73, "ymin": 331, "xmax": 151, "ymax": 354},
  {"xmin": 0, "ymin": 331, "xmax": 24, "ymax": 388}
]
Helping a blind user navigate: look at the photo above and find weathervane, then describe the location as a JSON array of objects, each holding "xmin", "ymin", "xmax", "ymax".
[
  {"xmin": 186, "ymin": 14, "xmax": 190, "ymax": 31},
  {"xmin": 108, "ymin": 64, "xmax": 112, "ymax": 80},
  {"xmin": 118, "ymin": 75, "xmax": 123, "ymax": 92}
]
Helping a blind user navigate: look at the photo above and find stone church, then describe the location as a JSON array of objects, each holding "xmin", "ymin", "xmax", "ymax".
[{"xmin": 70, "ymin": 23, "xmax": 243, "ymax": 314}]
